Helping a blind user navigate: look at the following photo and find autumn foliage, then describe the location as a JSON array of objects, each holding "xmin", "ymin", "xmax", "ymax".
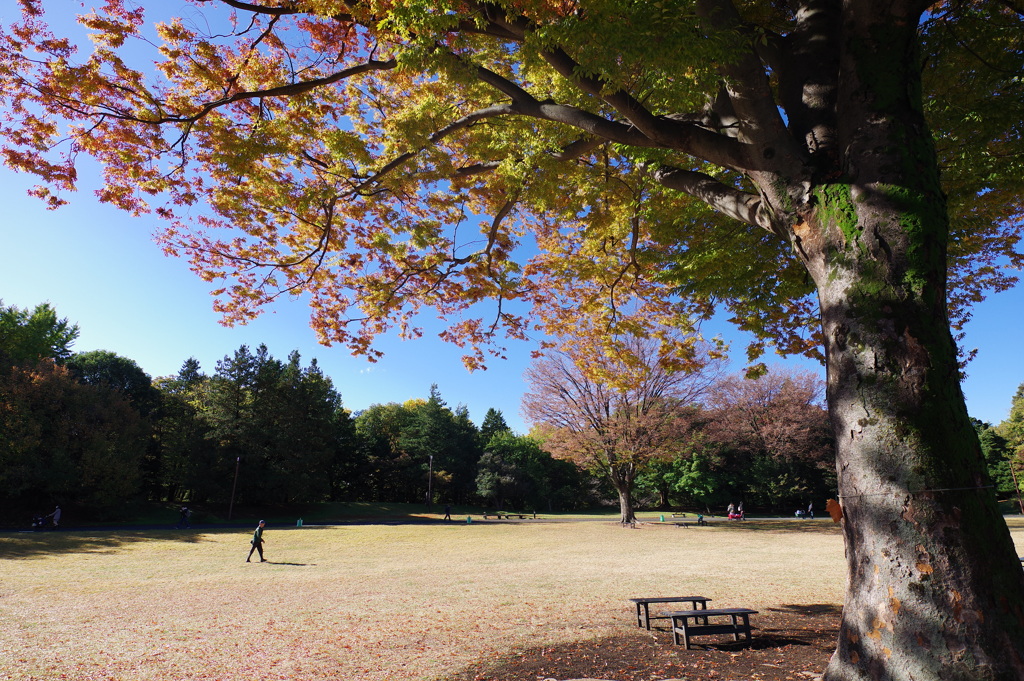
[
  {"xmin": 0, "ymin": 0, "xmax": 848, "ymax": 370},
  {"xmin": 0, "ymin": 358, "xmax": 146, "ymax": 510},
  {"xmin": 522, "ymin": 334, "xmax": 724, "ymax": 522},
  {"xmin": 707, "ymin": 369, "xmax": 832, "ymax": 467},
  {"xmin": 4, "ymin": 2, "xmax": 1024, "ymax": 677}
]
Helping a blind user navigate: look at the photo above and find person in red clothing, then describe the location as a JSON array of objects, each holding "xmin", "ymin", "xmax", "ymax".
[{"xmin": 246, "ymin": 520, "xmax": 267, "ymax": 562}]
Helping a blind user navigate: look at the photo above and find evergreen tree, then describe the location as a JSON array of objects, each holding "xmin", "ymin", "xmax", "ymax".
[
  {"xmin": 479, "ymin": 408, "xmax": 512, "ymax": 446},
  {"xmin": 263, "ymin": 352, "xmax": 342, "ymax": 503},
  {"xmin": 400, "ymin": 386, "xmax": 481, "ymax": 504},
  {"xmin": 354, "ymin": 402, "xmax": 421, "ymax": 502},
  {"xmin": 67, "ymin": 350, "xmax": 157, "ymax": 415},
  {"xmin": 0, "ymin": 300, "xmax": 79, "ymax": 366},
  {"xmin": 997, "ymin": 383, "xmax": 1024, "ymax": 454},
  {"xmin": 152, "ymin": 360, "xmax": 215, "ymax": 503},
  {"xmin": 201, "ymin": 345, "xmax": 259, "ymax": 504},
  {"xmin": 974, "ymin": 419, "xmax": 1016, "ymax": 500},
  {"xmin": 326, "ymin": 405, "xmax": 363, "ymax": 502}
]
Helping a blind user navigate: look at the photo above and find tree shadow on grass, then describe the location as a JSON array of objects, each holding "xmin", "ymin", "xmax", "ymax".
[
  {"xmin": 0, "ymin": 530, "xmax": 215, "ymax": 560},
  {"xmin": 768, "ymin": 603, "xmax": 843, "ymax": 616},
  {"xmin": 709, "ymin": 518, "xmax": 843, "ymax": 534},
  {"xmin": 447, "ymin": 605, "xmax": 840, "ymax": 681}
]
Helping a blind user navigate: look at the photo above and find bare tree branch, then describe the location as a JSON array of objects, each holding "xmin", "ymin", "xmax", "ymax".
[{"xmin": 141, "ymin": 59, "xmax": 398, "ymax": 125}]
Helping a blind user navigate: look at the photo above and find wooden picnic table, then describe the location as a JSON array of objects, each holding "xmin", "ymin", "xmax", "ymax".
[
  {"xmin": 628, "ymin": 596, "xmax": 710, "ymax": 630},
  {"xmin": 663, "ymin": 607, "xmax": 758, "ymax": 649}
]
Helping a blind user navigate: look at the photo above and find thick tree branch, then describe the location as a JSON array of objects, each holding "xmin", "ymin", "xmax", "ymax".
[
  {"xmin": 696, "ymin": 0, "xmax": 804, "ymax": 170},
  {"xmin": 203, "ymin": 0, "xmax": 303, "ymax": 16},
  {"xmin": 539, "ymin": 46, "xmax": 764, "ymax": 170},
  {"xmin": 653, "ymin": 166, "xmax": 764, "ymax": 228},
  {"xmin": 468, "ymin": 63, "xmax": 760, "ymax": 171},
  {"xmin": 775, "ymin": 0, "xmax": 841, "ymax": 165},
  {"xmin": 459, "ymin": 0, "xmax": 765, "ymax": 171}
]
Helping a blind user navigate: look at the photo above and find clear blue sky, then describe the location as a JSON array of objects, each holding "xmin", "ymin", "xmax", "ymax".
[{"xmin": 2, "ymin": 165, "xmax": 1022, "ymax": 434}]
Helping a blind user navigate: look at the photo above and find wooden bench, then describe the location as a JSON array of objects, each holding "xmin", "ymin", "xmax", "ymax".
[
  {"xmin": 662, "ymin": 607, "xmax": 758, "ymax": 649},
  {"xmin": 667, "ymin": 518, "xmax": 708, "ymax": 528},
  {"xmin": 666, "ymin": 515, "xmax": 707, "ymax": 528},
  {"xmin": 628, "ymin": 596, "xmax": 710, "ymax": 630},
  {"xmin": 481, "ymin": 511, "xmax": 532, "ymax": 519}
]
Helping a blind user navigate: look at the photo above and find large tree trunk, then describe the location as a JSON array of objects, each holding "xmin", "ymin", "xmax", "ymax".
[
  {"xmin": 815, "ymin": 228, "xmax": 1024, "ymax": 679},
  {"xmin": 609, "ymin": 466, "xmax": 637, "ymax": 524},
  {"xmin": 787, "ymin": 9, "xmax": 1024, "ymax": 677},
  {"xmin": 615, "ymin": 486, "xmax": 636, "ymax": 525},
  {"xmin": 657, "ymin": 486, "xmax": 670, "ymax": 511}
]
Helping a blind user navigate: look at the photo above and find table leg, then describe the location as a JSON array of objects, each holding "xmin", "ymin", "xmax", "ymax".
[{"xmin": 637, "ymin": 602, "xmax": 652, "ymax": 629}]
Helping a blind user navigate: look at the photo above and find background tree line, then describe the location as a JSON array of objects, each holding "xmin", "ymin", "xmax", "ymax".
[
  {"xmin": 1, "ymin": 299, "xmax": 923, "ymax": 520},
  {"xmin": 0, "ymin": 300, "xmax": 599, "ymax": 519}
]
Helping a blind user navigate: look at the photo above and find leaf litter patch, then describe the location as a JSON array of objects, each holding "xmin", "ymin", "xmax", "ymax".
[{"xmin": 448, "ymin": 605, "xmax": 839, "ymax": 681}]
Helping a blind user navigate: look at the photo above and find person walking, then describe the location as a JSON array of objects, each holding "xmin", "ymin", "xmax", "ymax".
[
  {"xmin": 47, "ymin": 505, "xmax": 61, "ymax": 529},
  {"xmin": 246, "ymin": 520, "xmax": 267, "ymax": 562}
]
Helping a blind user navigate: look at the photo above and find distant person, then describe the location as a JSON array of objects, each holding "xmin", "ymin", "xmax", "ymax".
[
  {"xmin": 443, "ymin": 504, "xmax": 452, "ymax": 521},
  {"xmin": 807, "ymin": 502, "xmax": 814, "ymax": 520},
  {"xmin": 47, "ymin": 505, "xmax": 61, "ymax": 529},
  {"xmin": 727, "ymin": 503, "xmax": 735, "ymax": 516},
  {"xmin": 246, "ymin": 520, "xmax": 267, "ymax": 563},
  {"xmin": 177, "ymin": 506, "xmax": 191, "ymax": 529}
]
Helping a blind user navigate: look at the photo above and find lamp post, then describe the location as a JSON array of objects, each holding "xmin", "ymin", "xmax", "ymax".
[
  {"xmin": 426, "ymin": 454, "xmax": 433, "ymax": 509},
  {"xmin": 228, "ymin": 456, "xmax": 240, "ymax": 520}
]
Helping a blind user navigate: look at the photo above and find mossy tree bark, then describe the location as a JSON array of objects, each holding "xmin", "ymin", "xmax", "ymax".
[
  {"xmin": 809, "ymin": 185, "xmax": 1024, "ymax": 680},
  {"xmin": 779, "ymin": 7, "xmax": 1024, "ymax": 679}
]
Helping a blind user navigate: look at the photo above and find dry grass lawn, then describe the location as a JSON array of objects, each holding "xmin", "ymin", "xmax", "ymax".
[{"xmin": 2, "ymin": 518, "xmax": 1022, "ymax": 680}]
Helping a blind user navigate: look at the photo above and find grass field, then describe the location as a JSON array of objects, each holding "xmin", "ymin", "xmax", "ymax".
[{"xmin": 3, "ymin": 518, "xmax": 1023, "ymax": 681}]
